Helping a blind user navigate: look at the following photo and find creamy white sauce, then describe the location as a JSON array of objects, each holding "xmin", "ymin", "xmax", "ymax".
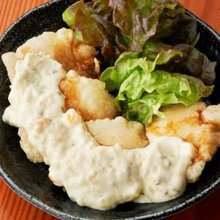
[{"xmin": 3, "ymin": 52, "xmax": 195, "ymax": 210}]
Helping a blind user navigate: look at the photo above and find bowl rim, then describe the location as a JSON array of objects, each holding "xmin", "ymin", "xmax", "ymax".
[{"xmin": 0, "ymin": 1, "xmax": 220, "ymax": 220}]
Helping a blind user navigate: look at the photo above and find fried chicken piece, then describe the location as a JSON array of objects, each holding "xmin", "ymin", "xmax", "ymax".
[
  {"xmin": 18, "ymin": 127, "xmax": 43, "ymax": 163},
  {"xmin": 1, "ymin": 52, "xmax": 18, "ymax": 82},
  {"xmin": 202, "ymin": 104, "xmax": 220, "ymax": 126},
  {"xmin": 1, "ymin": 28, "xmax": 100, "ymax": 81},
  {"xmin": 146, "ymin": 102, "xmax": 220, "ymax": 182},
  {"xmin": 60, "ymin": 70, "xmax": 118, "ymax": 121},
  {"xmin": 86, "ymin": 117, "xmax": 148, "ymax": 148}
]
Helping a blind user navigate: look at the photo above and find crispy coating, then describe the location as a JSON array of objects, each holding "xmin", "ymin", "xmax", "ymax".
[
  {"xmin": 1, "ymin": 52, "xmax": 18, "ymax": 82},
  {"xmin": 146, "ymin": 102, "xmax": 220, "ymax": 182},
  {"xmin": 86, "ymin": 117, "xmax": 148, "ymax": 148},
  {"xmin": 60, "ymin": 71, "xmax": 118, "ymax": 121},
  {"xmin": 18, "ymin": 127, "xmax": 44, "ymax": 163},
  {"xmin": 202, "ymin": 104, "xmax": 220, "ymax": 126},
  {"xmin": 1, "ymin": 28, "xmax": 100, "ymax": 81}
]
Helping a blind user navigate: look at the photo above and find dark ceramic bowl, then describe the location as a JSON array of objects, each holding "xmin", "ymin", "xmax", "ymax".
[{"xmin": 0, "ymin": 0, "xmax": 220, "ymax": 219}]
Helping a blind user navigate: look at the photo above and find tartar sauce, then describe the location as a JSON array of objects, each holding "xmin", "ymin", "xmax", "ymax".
[{"xmin": 3, "ymin": 52, "xmax": 195, "ymax": 210}]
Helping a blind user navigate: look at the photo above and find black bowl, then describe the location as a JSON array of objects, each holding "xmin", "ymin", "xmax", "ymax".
[{"xmin": 0, "ymin": 0, "xmax": 220, "ymax": 219}]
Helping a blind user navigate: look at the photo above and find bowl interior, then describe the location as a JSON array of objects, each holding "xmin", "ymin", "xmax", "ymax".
[{"xmin": 0, "ymin": 0, "xmax": 220, "ymax": 219}]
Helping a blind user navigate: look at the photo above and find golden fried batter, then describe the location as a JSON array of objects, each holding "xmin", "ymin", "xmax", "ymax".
[
  {"xmin": 60, "ymin": 71, "xmax": 118, "ymax": 121},
  {"xmin": 86, "ymin": 117, "xmax": 148, "ymax": 148},
  {"xmin": 146, "ymin": 102, "xmax": 220, "ymax": 182},
  {"xmin": 18, "ymin": 127, "xmax": 43, "ymax": 163},
  {"xmin": 2, "ymin": 28, "xmax": 100, "ymax": 81}
]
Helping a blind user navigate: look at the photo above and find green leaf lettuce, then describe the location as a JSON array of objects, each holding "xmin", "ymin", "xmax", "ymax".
[{"xmin": 100, "ymin": 51, "xmax": 213, "ymax": 124}]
